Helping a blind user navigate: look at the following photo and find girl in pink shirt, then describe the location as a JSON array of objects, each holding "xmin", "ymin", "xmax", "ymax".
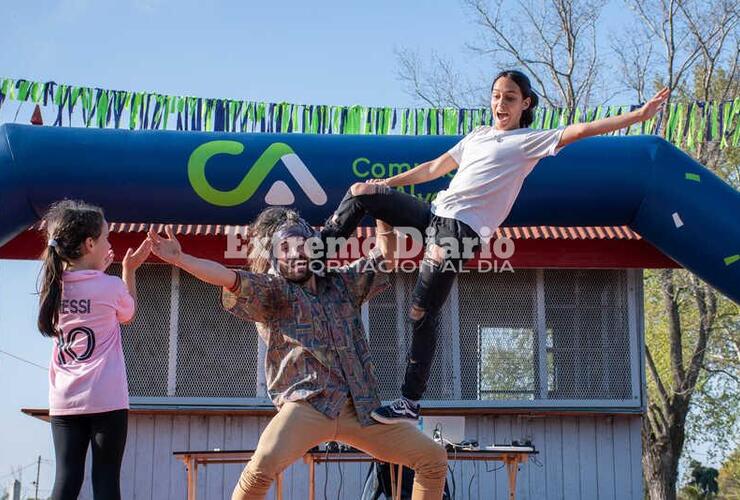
[{"xmin": 37, "ymin": 200, "xmax": 150, "ymax": 500}]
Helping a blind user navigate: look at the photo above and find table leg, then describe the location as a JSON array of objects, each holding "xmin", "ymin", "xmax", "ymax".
[
  {"xmin": 390, "ymin": 463, "xmax": 397, "ymax": 498},
  {"xmin": 506, "ymin": 457, "xmax": 518, "ymax": 500},
  {"xmin": 396, "ymin": 465, "xmax": 403, "ymax": 500},
  {"xmin": 276, "ymin": 472, "xmax": 283, "ymax": 500},
  {"xmin": 308, "ymin": 457, "xmax": 315, "ymax": 500},
  {"xmin": 188, "ymin": 456, "xmax": 198, "ymax": 500}
]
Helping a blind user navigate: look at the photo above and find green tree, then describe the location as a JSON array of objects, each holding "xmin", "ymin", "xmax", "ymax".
[
  {"xmin": 616, "ymin": 0, "xmax": 740, "ymax": 498},
  {"xmin": 718, "ymin": 446, "xmax": 740, "ymax": 499}
]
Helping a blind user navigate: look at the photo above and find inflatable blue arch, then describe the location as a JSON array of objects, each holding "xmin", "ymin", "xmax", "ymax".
[{"xmin": 1, "ymin": 123, "xmax": 738, "ymax": 303}]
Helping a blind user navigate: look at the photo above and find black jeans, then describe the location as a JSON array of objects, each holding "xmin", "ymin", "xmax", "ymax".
[
  {"xmin": 50, "ymin": 409, "xmax": 128, "ymax": 500},
  {"xmin": 323, "ymin": 185, "xmax": 480, "ymax": 401}
]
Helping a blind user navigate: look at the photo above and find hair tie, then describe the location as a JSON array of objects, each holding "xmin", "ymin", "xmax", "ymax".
[{"xmin": 48, "ymin": 238, "xmax": 58, "ymax": 249}]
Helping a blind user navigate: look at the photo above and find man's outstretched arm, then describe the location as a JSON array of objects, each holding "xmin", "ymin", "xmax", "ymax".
[{"xmin": 147, "ymin": 226, "xmax": 237, "ymax": 289}]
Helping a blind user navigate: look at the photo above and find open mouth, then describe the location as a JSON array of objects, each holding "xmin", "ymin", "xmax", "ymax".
[{"xmin": 496, "ymin": 111, "xmax": 510, "ymax": 121}]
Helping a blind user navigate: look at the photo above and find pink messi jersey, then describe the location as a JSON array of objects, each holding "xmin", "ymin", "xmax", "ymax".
[{"xmin": 49, "ymin": 270, "xmax": 135, "ymax": 416}]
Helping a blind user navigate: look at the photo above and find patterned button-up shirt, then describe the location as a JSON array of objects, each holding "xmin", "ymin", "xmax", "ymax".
[{"xmin": 221, "ymin": 250, "xmax": 389, "ymax": 426}]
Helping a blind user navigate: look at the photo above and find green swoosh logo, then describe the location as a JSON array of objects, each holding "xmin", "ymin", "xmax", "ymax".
[{"xmin": 188, "ymin": 140, "xmax": 296, "ymax": 207}]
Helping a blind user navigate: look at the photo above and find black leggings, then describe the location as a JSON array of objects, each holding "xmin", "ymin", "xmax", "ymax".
[
  {"xmin": 50, "ymin": 409, "xmax": 128, "ymax": 500},
  {"xmin": 322, "ymin": 185, "xmax": 480, "ymax": 400}
]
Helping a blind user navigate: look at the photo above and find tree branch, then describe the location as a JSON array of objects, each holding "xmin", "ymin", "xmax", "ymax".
[
  {"xmin": 645, "ymin": 347, "xmax": 672, "ymax": 410},
  {"xmin": 684, "ymin": 278, "xmax": 717, "ymax": 392},
  {"xmin": 659, "ymin": 269, "xmax": 687, "ymax": 387}
]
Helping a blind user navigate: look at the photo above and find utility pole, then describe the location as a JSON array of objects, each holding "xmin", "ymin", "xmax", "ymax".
[
  {"xmin": 33, "ymin": 455, "xmax": 41, "ymax": 500},
  {"xmin": 11, "ymin": 479, "xmax": 20, "ymax": 500}
]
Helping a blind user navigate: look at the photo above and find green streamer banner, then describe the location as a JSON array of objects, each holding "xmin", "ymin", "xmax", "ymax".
[{"xmin": 0, "ymin": 77, "xmax": 737, "ymax": 152}]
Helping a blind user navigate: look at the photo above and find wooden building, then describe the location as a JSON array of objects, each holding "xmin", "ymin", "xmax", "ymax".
[{"xmin": 5, "ymin": 221, "xmax": 678, "ymax": 499}]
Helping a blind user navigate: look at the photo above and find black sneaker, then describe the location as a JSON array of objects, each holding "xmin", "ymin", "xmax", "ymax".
[{"xmin": 371, "ymin": 398, "xmax": 420, "ymax": 424}]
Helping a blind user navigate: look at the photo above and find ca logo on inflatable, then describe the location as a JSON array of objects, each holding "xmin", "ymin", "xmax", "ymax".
[{"xmin": 188, "ymin": 140, "xmax": 328, "ymax": 207}]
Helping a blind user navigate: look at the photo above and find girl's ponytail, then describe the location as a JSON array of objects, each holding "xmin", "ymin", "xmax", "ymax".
[
  {"xmin": 38, "ymin": 243, "xmax": 65, "ymax": 337},
  {"xmin": 36, "ymin": 200, "xmax": 104, "ymax": 337}
]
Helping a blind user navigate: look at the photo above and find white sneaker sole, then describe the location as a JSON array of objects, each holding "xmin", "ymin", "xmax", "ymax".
[{"xmin": 370, "ymin": 410, "xmax": 418, "ymax": 425}]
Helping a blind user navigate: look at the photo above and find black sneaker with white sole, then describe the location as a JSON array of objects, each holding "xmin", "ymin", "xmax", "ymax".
[{"xmin": 371, "ymin": 398, "xmax": 420, "ymax": 424}]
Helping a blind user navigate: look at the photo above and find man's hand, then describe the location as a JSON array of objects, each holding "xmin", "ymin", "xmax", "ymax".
[
  {"xmin": 147, "ymin": 225, "xmax": 236, "ymax": 288},
  {"xmin": 147, "ymin": 225, "xmax": 183, "ymax": 265}
]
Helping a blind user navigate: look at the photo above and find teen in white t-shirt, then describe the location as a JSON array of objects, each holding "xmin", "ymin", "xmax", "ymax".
[
  {"xmin": 323, "ymin": 70, "xmax": 670, "ymax": 424},
  {"xmin": 433, "ymin": 124, "xmax": 566, "ymax": 241}
]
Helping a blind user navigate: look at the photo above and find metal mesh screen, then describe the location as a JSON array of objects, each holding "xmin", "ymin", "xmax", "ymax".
[
  {"xmin": 114, "ymin": 263, "xmax": 171, "ymax": 397},
  {"xmin": 366, "ymin": 269, "xmax": 635, "ymax": 404},
  {"xmin": 123, "ymin": 263, "xmax": 637, "ymax": 407},
  {"xmin": 175, "ymin": 270, "xmax": 259, "ymax": 397},
  {"xmin": 544, "ymin": 269, "xmax": 632, "ymax": 400},
  {"xmin": 367, "ymin": 278, "xmax": 403, "ymax": 400},
  {"xmin": 368, "ymin": 273, "xmax": 456, "ymax": 401}
]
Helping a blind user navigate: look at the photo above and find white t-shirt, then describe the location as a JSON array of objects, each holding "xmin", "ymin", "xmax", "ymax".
[{"xmin": 431, "ymin": 125, "xmax": 566, "ymax": 241}]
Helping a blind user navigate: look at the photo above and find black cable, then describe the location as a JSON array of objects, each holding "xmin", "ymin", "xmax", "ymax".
[
  {"xmin": 379, "ymin": 461, "xmax": 392, "ymax": 498},
  {"xmin": 439, "ymin": 425, "xmax": 456, "ymax": 499},
  {"xmin": 0, "ymin": 349, "xmax": 48, "ymax": 371},
  {"xmin": 450, "ymin": 448, "xmax": 462, "ymax": 500},
  {"xmin": 486, "ymin": 463, "xmax": 505, "ymax": 473},
  {"xmin": 447, "ymin": 462, "xmax": 456, "ymax": 499},
  {"xmin": 0, "ymin": 460, "xmax": 41, "ymax": 481}
]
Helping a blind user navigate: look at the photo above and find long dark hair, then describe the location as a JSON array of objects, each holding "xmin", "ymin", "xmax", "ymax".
[
  {"xmin": 491, "ymin": 70, "xmax": 540, "ymax": 128},
  {"xmin": 245, "ymin": 207, "xmax": 304, "ymax": 273},
  {"xmin": 37, "ymin": 200, "xmax": 105, "ymax": 337}
]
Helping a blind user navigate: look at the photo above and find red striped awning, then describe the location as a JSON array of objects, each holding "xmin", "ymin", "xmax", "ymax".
[
  {"xmin": 95, "ymin": 223, "xmax": 642, "ymax": 241},
  {"xmin": 5, "ymin": 221, "xmax": 675, "ymax": 268}
]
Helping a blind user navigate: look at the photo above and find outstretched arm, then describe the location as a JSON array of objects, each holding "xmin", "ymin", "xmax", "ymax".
[
  {"xmin": 119, "ymin": 238, "xmax": 152, "ymax": 324},
  {"xmin": 368, "ymin": 153, "xmax": 459, "ymax": 188},
  {"xmin": 558, "ymin": 87, "xmax": 670, "ymax": 148},
  {"xmin": 147, "ymin": 226, "xmax": 237, "ymax": 289}
]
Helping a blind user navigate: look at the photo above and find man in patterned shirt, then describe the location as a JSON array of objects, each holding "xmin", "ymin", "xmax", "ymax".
[{"xmin": 147, "ymin": 207, "xmax": 448, "ymax": 500}]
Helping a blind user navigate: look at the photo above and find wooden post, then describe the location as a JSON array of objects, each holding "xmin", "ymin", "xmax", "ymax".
[
  {"xmin": 187, "ymin": 455, "xmax": 197, "ymax": 500},
  {"xmin": 307, "ymin": 455, "xmax": 315, "ymax": 500},
  {"xmin": 395, "ymin": 465, "xmax": 403, "ymax": 500},
  {"xmin": 276, "ymin": 472, "xmax": 283, "ymax": 500},
  {"xmin": 506, "ymin": 456, "xmax": 519, "ymax": 500},
  {"xmin": 390, "ymin": 463, "xmax": 397, "ymax": 497}
]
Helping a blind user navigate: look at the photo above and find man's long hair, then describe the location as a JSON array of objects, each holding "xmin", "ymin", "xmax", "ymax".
[{"xmin": 245, "ymin": 207, "xmax": 305, "ymax": 273}]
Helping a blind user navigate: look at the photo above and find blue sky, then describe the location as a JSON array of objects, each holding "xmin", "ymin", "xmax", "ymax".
[
  {"xmin": 2, "ymin": 0, "xmax": 485, "ymax": 108},
  {"xmin": 0, "ymin": 0, "xmax": 690, "ymax": 496}
]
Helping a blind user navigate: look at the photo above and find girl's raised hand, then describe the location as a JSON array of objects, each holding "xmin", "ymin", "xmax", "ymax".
[
  {"xmin": 147, "ymin": 225, "xmax": 183, "ymax": 265},
  {"xmin": 123, "ymin": 237, "xmax": 152, "ymax": 271},
  {"xmin": 103, "ymin": 249, "xmax": 115, "ymax": 272},
  {"xmin": 639, "ymin": 87, "xmax": 670, "ymax": 121}
]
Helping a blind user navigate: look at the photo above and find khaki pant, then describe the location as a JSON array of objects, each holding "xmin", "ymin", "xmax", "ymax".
[{"xmin": 232, "ymin": 399, "xmax": 448, "ymax": 500}]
